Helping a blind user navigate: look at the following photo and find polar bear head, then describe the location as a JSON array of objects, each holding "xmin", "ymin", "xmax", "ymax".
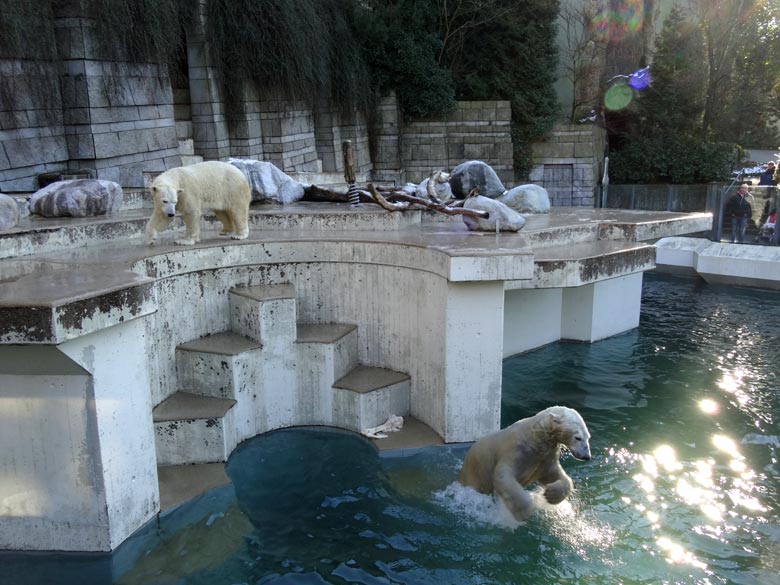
[
  {"xmin": 151, "ymin": 179, "xmax": 182, "ymax": 218},
  {"xmin": 544, "ymin": 406, "xmax": 591, "ymax": 461}
]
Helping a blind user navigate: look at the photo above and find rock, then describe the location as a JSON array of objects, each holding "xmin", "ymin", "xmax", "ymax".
[
  {"xmin": 497, "ymin": 184, "xmax": 551, "ymax": 214},
  {"xmin": 228, "ymin": 158, "xmax": 304, "ymax": 205},
  {"xmin": 416, "ymin": 177, "xmax": 453, "ymax": 201},
  {"xmin": 0, "ymin": 194, "xmax": 20, "ymax": 231},
  {"xmin": 449, "ymin": 160, "xmax": 505, "ymax": 199},
  {"xmin": 28, "ymin": 179, "xmax": 123, "ymax": 218},
  {"xmin": 462, "ymin": 195, "xmax": 526, "ymax": 232}
]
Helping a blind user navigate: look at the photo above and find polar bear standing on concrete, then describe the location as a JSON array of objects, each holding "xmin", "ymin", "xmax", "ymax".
[
  {"xmin": 145, "ymin": 161, "xmax": 251, "ymax": 246},
  {"xmin": 458, "ymin": 406, "xmax": 591, "ymax": 521}
]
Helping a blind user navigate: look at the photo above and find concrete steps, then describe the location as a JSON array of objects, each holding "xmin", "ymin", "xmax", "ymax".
[
  {"xmin": 229, "ymin": 284, "xmax": 297, "ymax": 345},
  {"xmin": 153, "ymin": 283, "xmax": 410, "ymax": 466},
  {"xmin": 152, "ymin": 283, "xmax": 412, "ymax": 470},
  {"xmin": 294, "ymin": 322, "xmax": 359, "ymax": 426},
  {"xmin": 152, "ymin": 391, "xmax": 237, "ymax": 465},
  {"xmin": 176, "ymin": 331, "xmax": 262, "ymax": 399},
  {"xmin": 332, "ymin": 365, "xmax": 411, "ymax": 432}
]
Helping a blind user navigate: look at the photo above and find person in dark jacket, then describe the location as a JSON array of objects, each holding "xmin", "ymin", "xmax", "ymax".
[
  {"xmin": 723, "ymin": 183, "xmax": 753, "ymax": 243},
  {"xmin": 758, "ymin": 161, "xmax": 777, "ymax": 186}
]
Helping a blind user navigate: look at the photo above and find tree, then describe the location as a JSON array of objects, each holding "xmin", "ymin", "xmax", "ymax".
[
  {"xmin": 559, "ymin": 0, "xmax": 609, "ymax": 122},
  {"xmin": 354, "ymin": 0, "xmax": 457, "ymax": 119},
  {"xmin": 642, "ymin": 5, "xmax": 707, "ymax": 134},
  {"xmin": 608, "ymin": 6, "xmax": 737, "ymax": 183},
  {"xmin": 710, "ymin": 0, "xmax": 780, "ymax": 147},
  {"xmin": 442, "ymin": 0, "xmax": 560, "ymax": 178},
  {"xmin": 689, "ymin": 0, "xmax": 752, "ymax": 138}
]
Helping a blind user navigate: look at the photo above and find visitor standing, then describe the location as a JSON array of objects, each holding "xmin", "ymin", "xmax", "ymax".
[
  {"xmin": 759, "ymin": 161, "xmax": 777, "ymax": 186},
  {"xmin": 724, "ymin": 184, "xmax": 753, "ymax": 243}
]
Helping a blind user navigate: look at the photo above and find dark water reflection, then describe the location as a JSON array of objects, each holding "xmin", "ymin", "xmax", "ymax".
[{"xmin": 4, "ymin": 273, "xmax": 779, "ymax": 585}]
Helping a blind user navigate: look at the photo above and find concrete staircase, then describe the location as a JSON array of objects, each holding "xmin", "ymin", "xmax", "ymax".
[{"xmin": 152, "ymin": 283, "xmax": 411, "ymax": 471}]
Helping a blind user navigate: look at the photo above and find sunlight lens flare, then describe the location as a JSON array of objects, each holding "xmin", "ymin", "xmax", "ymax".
[
  {"xmin": 604, "ymin": 83, "xmax": 633, "ymax": 111},
  {"xmin": 628, "ymin": 67, "xmax": 651, "ymax": 90},
  {"xmin": 591, "ymin": 0, "xmax": 645, "ymax": 43}
]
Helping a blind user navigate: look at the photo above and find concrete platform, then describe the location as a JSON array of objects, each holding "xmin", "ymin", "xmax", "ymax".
[
  {"xmin": 656, "ymin": 236, "xmax": 780, "ymax": 290},
  {"xmin": 0, "ymin": 201, "xmax": 713, "ymax": 552}
]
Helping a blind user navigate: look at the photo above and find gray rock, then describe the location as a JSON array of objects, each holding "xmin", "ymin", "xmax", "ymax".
[
  {"xmin": 28, "ymin": 179, "xmax": 123, "ymax": 218},
  {"xmin": 497, "ymin": 184, "xmax": 551, "ymax": 214},
  {"xmin": 416, "ymin": 178, "xmax": 453, "ymax": 201},
  {"xmin": 450, "ymin": 160, "xmax": 505, "ymax": 199},
  {"xmin": 228, "ymin": 158, "xmax": 304, "ymax": 205},
  {"xmin": 462, "ymin": 195, "xmax": 526, "ymax": 232},
  {"xmin": 0, "ymin": 194, "xmax": 20, "ymax": 231}
]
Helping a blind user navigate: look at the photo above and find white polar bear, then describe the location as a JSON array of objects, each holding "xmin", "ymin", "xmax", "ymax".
[
  {"xmin": 458, "ymin": 406, "xmax": 591, "ymax": 521},
  {"xmin": 145, "ymin": 161, "xmax": 251, "ymax": 246}
]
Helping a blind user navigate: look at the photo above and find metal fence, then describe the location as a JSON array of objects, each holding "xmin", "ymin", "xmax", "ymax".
[{"xmin": 603, "ymin": 182, "xmax": 779, "ymax": 245}]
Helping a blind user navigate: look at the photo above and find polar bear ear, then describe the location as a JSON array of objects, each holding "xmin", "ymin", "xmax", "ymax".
[
  {"xmin": 177, "ymin": 189, "xmax": 184, "ymax": 197},
  {"xmin": 151, "ymin": 186, "xmax": 157, "ymax": 193},
  {"xmin": 547, "ymin": 411, "xmax": 563, "ymax": 426}
]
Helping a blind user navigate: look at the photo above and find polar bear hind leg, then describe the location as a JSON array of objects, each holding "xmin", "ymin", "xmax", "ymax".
[
  {"xmin": 214, "ymin": 210, "xmax": 234, "ymax": 236},
  {"xmin": 229, "ymin": 208, "xmax": 249, "ymax": 240}
]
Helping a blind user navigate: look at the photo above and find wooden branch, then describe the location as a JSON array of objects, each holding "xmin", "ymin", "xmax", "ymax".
[
  {"xmin": 342, "ymin": 140, "xmax": 356, "ymax": 184},
  {"xmin": 369, "ymin": 186, "xmax": 410, "ymax": 211},
  {"xmin": 302, "ymin": 184, "xmax": 371, "ymax": 203},
  {"xmin": 367, "ymin": 185, "xmax": 488, "ymax": 219}
]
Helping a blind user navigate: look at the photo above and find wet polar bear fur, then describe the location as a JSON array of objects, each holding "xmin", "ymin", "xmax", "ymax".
[
  {"xmin": 458, "ymin": 406, "xmax": 591, "ymax": 521},
  {"xmin": 145, "ymin": 161, "xmax": 251, "ymax": 246}
]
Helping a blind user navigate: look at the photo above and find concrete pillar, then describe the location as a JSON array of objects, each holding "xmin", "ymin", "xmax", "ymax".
[
  {"xmin": 0, "ymin": 317, "xmax": 157, "ymax": 552},
  {"xmin": 443, "ymin": 281, "xmax": 505, "ymax": 443},
  {"xmin": 503, "ymin": 287, "xmax": 564, "ymax": 358},
  {"xmin": 561, "ymin": 273, "xmax": 643, "ymax": 342}
]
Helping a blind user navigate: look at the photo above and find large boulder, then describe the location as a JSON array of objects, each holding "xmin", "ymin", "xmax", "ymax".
[
  {"xmin": 462, "ymin": 195, "xmax": 526, "ymax": 232},
  {"xmin": 449, "ymin": 160, "xmax": 505, "ymax": 199},
  {"xmin": 497, "ymin": 184, "xmax": 551, "ymax": 214},
  {"xmin": 0, "ymin": 194, "xmax": 20, "ymax": 231},
  {"xmin": 228, "ymin": 158, "xmax": 304, "ymax": 205},
  {"xmin": 415, "ymin": 177, "xmax": 453, "ymax": 201},
  {"xmin": 28, "ymin": 179, "xmax": 123, "ymax": 218}
]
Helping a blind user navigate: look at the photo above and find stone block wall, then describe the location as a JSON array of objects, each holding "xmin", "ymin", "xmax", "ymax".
[
  {"xmin": 0, "ymin": 4, "xmax": 181, "ymax": 191},
  {"xmin": 226, "ymin": 82, "xmax": 264, "ymax": 159},
  {"xmin": 259, "ymin": 95, "xmax": 321, "ymax": 173},
  {"xmin": 187, "ymin": 1, "xmax": 230, "ymax": 161},
  {"xmin": 0, "ymin": 60, "xmax": 69, "ymax": 192},
  {"xmin": 65, "ymin": 60, "xmax": 181, "ymax": 187},
  {"xmin": 401, "ymin": 101, "xmax": 514, "ymax": 185},
  {"xmin": 314, "ymin": 103, "xmax": 371, "ymax": 175},
  {"xmin": 529, "ymin": 123, "xmax": 606, "ymax": 207},
  {"xmin": 370, "ymin": 93, "xmax": 404, "ymax": 185}
]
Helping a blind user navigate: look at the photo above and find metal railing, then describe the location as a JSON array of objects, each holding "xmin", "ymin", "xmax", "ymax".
[{"xmin": 712, "ymin": 182, "xmax": 779, "ymax": 245}]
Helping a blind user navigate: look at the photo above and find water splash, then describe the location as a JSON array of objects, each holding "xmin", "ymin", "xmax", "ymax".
[{"xmin": 432, "ymin": 482, "xmax": 521, "ymax": 530}]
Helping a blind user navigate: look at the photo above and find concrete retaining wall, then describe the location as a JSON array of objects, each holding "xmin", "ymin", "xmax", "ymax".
[
  {"xmin": 400, "ymin": 100, "xmax": 514, "ymax": 186},
  {"xmin": 529, "ymin": 123, "xmax": 606, "ymax": 207}
]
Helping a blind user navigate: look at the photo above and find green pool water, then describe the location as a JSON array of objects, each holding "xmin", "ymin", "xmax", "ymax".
[{"xmin": 5, "ymin": 273, "xmax": 780, "ymax": 584}]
